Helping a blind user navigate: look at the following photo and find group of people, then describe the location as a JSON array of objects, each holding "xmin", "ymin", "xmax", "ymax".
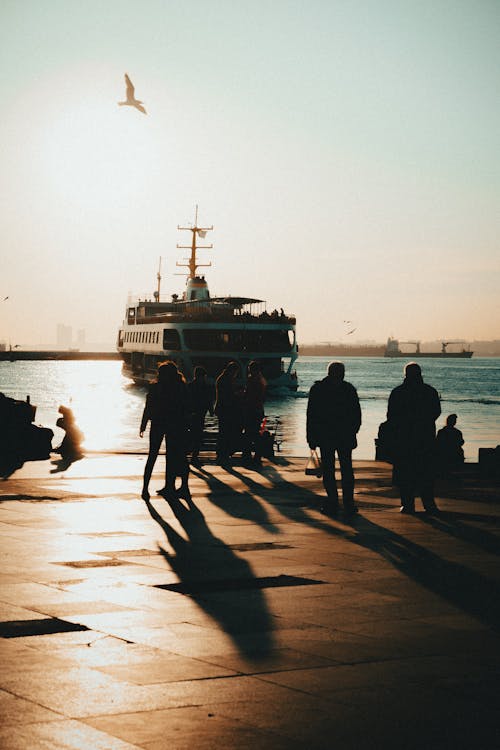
[
  {"xmin": 139, "ymin": 360, "xmax": 267, "ymax": 501},
  {"xmin": 307, "ymin": 360, "xmax": 464, "ymax": 517},
  {"xmin": 139, "ymin": 357, "xmax": 464, "ymax": 515}
]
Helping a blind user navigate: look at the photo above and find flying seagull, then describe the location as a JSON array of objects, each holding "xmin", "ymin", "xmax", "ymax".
[{"xmin": 118, "ymin": 74, "xmax": 147, "ymax": 114}]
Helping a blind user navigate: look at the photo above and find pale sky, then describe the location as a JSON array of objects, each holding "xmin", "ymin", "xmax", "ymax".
[{"xmin": 1, "ymin": 0, "xmax": 499, "ymax": 347}]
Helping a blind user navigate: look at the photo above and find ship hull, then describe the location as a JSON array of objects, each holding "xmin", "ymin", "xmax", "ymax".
[{"xmin": 117, "ymin": 319, "xmax": 299, "ymax": 390}]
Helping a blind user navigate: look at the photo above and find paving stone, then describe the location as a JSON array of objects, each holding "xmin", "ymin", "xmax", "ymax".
[{"xmin": 1, "ymin": 455, "xmax": 499, "ymax": 749}]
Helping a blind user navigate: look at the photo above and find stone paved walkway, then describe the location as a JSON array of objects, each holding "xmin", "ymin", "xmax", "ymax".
[{"xmin": 1, "ymin": 455, "xmax": 499, "ymax": 749}]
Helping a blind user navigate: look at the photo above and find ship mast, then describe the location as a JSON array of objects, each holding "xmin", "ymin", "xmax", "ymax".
[
  {"xmin": 154, "ymin": 256, "xmax": 162, "ymax": 301},
  {"xmin": 176, "ymin": 205, "xmax": 213, "ymax": 279}
]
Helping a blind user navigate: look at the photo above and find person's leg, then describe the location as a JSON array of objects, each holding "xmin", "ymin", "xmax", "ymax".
[
  {"xmin": 319, "ymin": 444, "xmax": 339, "ymax": 514},
  {"xmin": 165, "ymin": 429, "xmax": 190, "ymax": 499},
  {"xmin": 338, "ymin": 448, "xmax": 356, "ymax": 513},
  {"xmin": 419, "ymin": 463, "xmax": 438, "ymax": 512},
  {"xmin": 191, "ymin": 414, "xmax": 204, "ymax": 462},
  {"xmin": 216, "ymin": 413, "xmax": 229, "ymax": 463},
  {"xmin": 143, "ymin": 425, "xmax": 163, "ymax": 499},
  {"xmin": 397, "ymin": 458, "xmax": 416, "ymax": 512},
  {"xmin": 414, "ymin": 449, "xmax": 438, "ymax": 512}
]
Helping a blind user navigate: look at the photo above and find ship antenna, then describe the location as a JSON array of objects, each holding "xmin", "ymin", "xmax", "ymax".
[{"xmin": 176, "ymin": 205, "xmax": 214, "ymax": 279}]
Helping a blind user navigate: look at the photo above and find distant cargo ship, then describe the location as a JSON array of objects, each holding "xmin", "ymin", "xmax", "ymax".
[{"xmin": 385, "ymin": 338, "xmax": 473, "ymax": 358}]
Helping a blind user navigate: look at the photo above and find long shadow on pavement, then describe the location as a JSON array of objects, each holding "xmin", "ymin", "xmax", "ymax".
[
  {"xmin": 228, "ymin": 464, "xmax": 500, "ymax": 632},
  {"xmin": 419, "ymin": 511, "xmax": 500, "ymax": 557},
  {"xmin": 143, "ymin": 493, "xmax": 275, "ymax": 659},
  {"xmin": 190, "ymin": 465, "xmax": 280, "ymax": 533}
]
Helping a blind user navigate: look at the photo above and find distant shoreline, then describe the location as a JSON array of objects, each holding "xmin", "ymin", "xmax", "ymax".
[
  {"xmin": 1, "ymin": 348, "xmax": 499, "ymax": 361},
  {"xmin": 0, "ymin": 351, "xmax": 120, "ymax": 361}
]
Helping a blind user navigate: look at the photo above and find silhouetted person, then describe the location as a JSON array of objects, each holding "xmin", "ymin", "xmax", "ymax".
[
  {"xmin": 140, "ymin": 361, "xmax": 191, "ymax": 501},
  {"xmin": 242, "ymin": 360, "xmax": 267, "ymax": 466},
  {"xmin": 52, "ymin": 405, "xmax": 84, "ymax": 469},
  {"xmin": 306, "ymin": 361, "xmax": 362, "ymax": 517},
  {"xmin": 214, "ymin": 361, "xmax": 241, "ymax": 466},
  {"xmin": 387, "ymin": 362, "xmax": 441, "ymax": 513},
  {"xmin": 187, "ymin": 366, "xmax": 213, "ymax": 467},
  {"xmin": 437, "ymin": 413, "xmax": 464, "ymax": 472}
]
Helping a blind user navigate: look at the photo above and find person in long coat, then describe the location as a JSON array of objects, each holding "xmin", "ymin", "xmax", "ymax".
[
  {"xmin": 140, "ymin": 361, "xmax": 191, "ymax": 501},
  {"xmin": 187, "ymin": 366, "xmax": 214, "ymax": 466},
  {"xmin": 242, "ymin": 360, "xmax": 267, "ymax": 466},
  {"xmin": 214, "ymin": 361, "xmax": 241, "ymax": 465},
  {"xmin": 306, "ymin": 361, "xmax": 362, "ymax": 517},
  {"xmin": 387, "ymin": 362, "xmax": 441, "ymax": 513}
]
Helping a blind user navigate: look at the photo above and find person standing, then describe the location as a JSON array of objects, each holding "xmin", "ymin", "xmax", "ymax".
[
  {"xmin": 387, "ymin": 362, "xmax": 441, "ymax": 513},
  {"xmin": 242, "ymin": 360, "xmax": 267, "ymax": 466},
  {"xmin": 214, "ymin": 361, "xmax": 241, "ymax": 465},
  {"xmin": 140, "ymin": 361, "xmax": 191, "ymax": 501},
  {"xmin": 306, "ymin": 361, "xmax": 362, "ymax": 517},
  {"xmin": 436, "ymin": 413, "xmax": 464, "ymax": 472},
  {"xmin": 188, "ymin": 366, "xmax": 214, "ymax": 467}
]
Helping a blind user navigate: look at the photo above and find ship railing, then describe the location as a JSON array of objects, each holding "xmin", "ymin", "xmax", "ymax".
[{"xmin": 136, "ymin": 309, "xmax": 296, "ymax": 325}]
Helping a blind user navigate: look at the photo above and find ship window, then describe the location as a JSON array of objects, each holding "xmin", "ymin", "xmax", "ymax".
[
  {"xmin": 183, "ymin": 328, "xmax": 292, "ymax": 352},
  {"xmin": 163, "ymin": 329, "xmax": 181, "ymax": 350}
]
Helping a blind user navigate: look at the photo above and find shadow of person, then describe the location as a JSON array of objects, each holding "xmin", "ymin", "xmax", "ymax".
[
  {"xmin": 49, "ymin": 455, "xmax": 83, "ymax": 474},
  {"xmin": 143, "ymin": 494, "xmax": 275, "ymax": 659},
  {"xmin": 335, "ymin": 513, "xmax": 500, "ymax": 632},
  {"xmin": 227, "ymin": 464, "xmax": 500, "ymax": 631},
  {"xmin": 226, "ymin": 463, "xmax": 338, "ymax": 533},
  {"xmin": 419, "ymin": 510, "xmax": 500, "ymax": 557},
  {"xmin": 189, "ymin": 466, "xmax": 281, "ymax": 533}
]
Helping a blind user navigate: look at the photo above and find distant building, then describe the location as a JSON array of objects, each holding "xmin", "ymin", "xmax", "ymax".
[{"xmin": 56, "ymin": 324, "xmax": 72, "ymax": 349}]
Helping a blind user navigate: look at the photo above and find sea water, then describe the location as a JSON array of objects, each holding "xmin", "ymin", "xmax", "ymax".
[{"xmin": 0, "ymin": 357, "xmax": 498, "ymax": 462}]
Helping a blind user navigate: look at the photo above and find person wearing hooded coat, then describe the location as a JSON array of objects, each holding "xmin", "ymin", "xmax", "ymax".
[
  {"xmin": 387, "ymin": 362, "xmax": 441, "ymax": 513},
  {"xmin": 306, "ymin": 361, "xmax": 361, "ymax": 517}
]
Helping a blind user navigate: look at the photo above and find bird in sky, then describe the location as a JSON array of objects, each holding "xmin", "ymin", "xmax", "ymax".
[
  {"xmin": 347, "ymin": 328, "xmax": 357, "ymax": 335},
  {"xmin": 118, "ymin": 74, "xmax": 147, "ymax": 114}
]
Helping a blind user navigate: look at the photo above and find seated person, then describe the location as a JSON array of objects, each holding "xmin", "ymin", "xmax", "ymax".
[
  {"xmin": 54, "ymin": 406, "xmax": 84, "ymax": 462},
  {"xmin": 436, "ymin": 413, "xmax": 464, "ymax": 469}
]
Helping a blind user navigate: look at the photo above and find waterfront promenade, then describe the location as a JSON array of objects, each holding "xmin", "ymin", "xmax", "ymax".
[{"xmin": 1, "ymin": 455, "xmax": 499, "ymax": 749}]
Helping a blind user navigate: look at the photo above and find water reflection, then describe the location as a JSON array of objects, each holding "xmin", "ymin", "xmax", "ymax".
[{"xmin": 1, "ymin": 358, "xmax": 498, "ymax": 461}]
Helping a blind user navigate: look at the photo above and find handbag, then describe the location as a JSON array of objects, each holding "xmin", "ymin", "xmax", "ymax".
[{"xmin": 305, "ymin": 448, "xmax": 322, "ymax": 477}]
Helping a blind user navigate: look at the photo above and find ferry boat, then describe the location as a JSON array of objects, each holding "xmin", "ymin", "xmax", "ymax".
[
  {"xmin": 385, "ymin": 337, "xmax": 473, "ymax": 358},
  {"xmin": 117, "ymin": 212, "xmax": 299, "ymax": 390}
]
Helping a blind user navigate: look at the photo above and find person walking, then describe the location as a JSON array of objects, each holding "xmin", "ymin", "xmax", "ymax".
[
  {"xmin": 140, "ymin": 361, "xmax": 191, "ymax": 501},
  {"xmin": 214, "ymin": 361, "xmax": 241, "ymax": 466},
  {"xmin": 306, "ymin": 361, "xmax": 362, "ymax": 517},
  {"xmin": 187, "ymin": 366, "xmax": 214, "ymax": 467},
  {"xmin": 387, "ymin": 362, "xmax": 441, "ymax": 514},
  {"xmin": 242, "ymin": 360, "xmax": 267, "ymax": 466}
]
